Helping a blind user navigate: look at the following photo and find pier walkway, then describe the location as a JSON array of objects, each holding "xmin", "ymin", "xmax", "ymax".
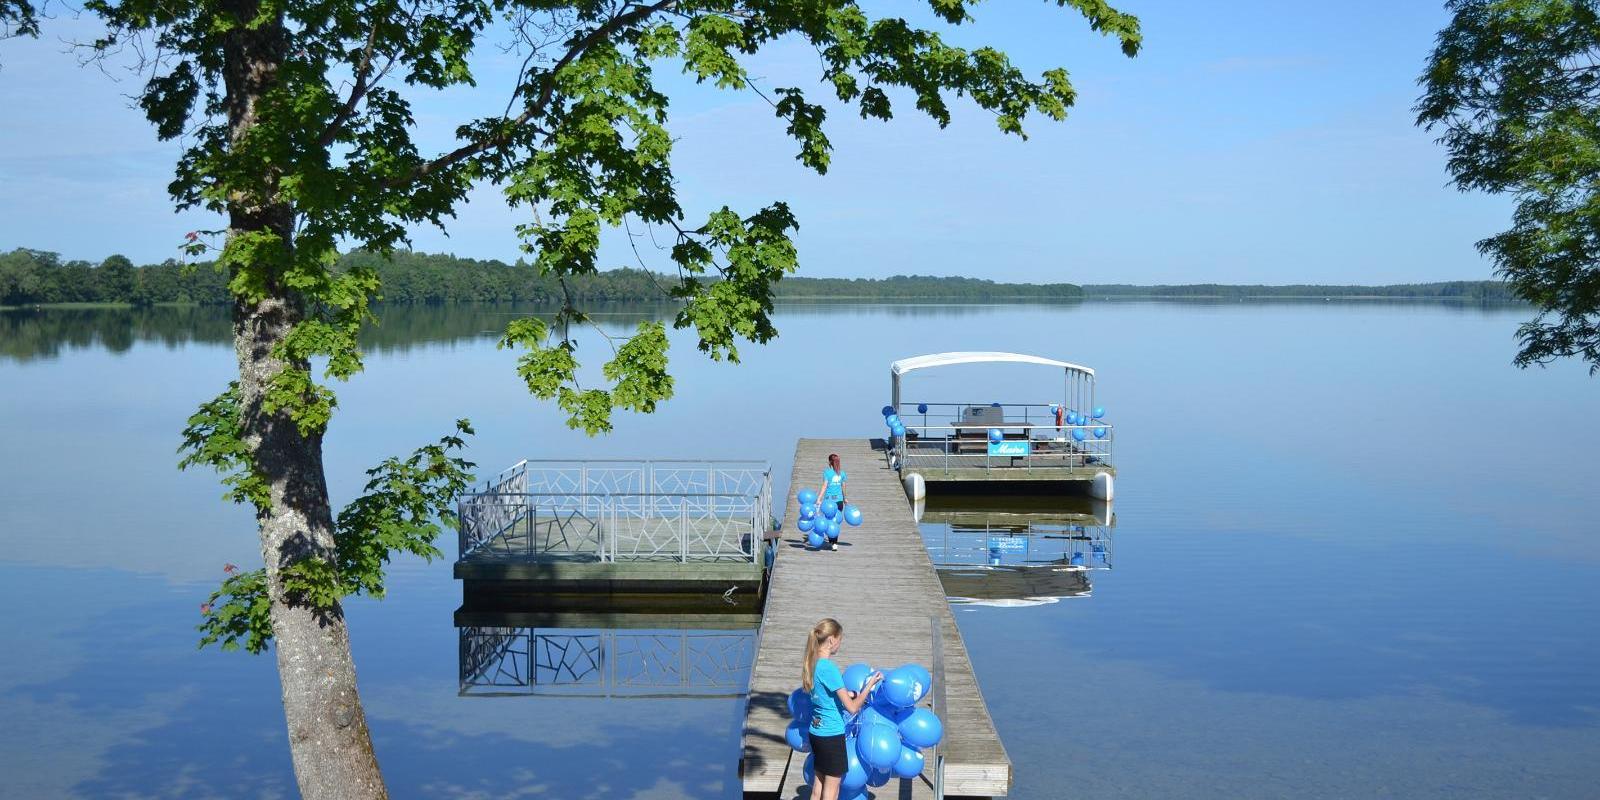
[{"xmin": 741, "ymin": 438, "xmax": 1011, "ymax": 798}]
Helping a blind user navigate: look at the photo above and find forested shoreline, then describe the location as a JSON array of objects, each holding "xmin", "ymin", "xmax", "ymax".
[
  {"xmin": 1, "ymin": 247, "xmax": 1510, "ymax": 306},
  {"xmin": 1081, "ymin": 281, "xmax": 1515, "ymax": 300}
]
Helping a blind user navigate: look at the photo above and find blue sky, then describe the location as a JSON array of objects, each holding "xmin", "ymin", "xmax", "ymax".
[{"xmin": 0, "ymin": 1, "xmax": 1511, "ymax": 284}]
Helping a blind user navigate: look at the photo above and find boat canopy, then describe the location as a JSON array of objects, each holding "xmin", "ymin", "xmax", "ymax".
[{"xmin": 889, "ymin": 351, "xmax": 1095, "ymax": 410}]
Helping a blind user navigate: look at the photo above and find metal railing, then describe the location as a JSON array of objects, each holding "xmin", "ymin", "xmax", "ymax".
[
  {"xmin": 459, "ymin": 626, "xmax": 757, "ymax": 698},
  {"xmin": 930, "ymin": 615, "xmax": 947, "ymax": 800},
  {"xmin": 458, "ymin": 459, "xmax": 771, "ymax": 563},
  {"xmin": 458, "ymin": 492, "xmax": 765, "ymax": 563},
  {"xmin": 891, "ymin": 401, "xmax": 1115, "ymax": 475}
]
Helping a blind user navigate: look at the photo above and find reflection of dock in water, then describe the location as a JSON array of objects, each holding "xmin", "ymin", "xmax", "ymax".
[
  {"xmin": 456, "ymin": 603, "xmax": 759, "ymax": 699},
  {"xmin": 918, "ymin": 495, "xmax": 1115, "ymax": 606}
]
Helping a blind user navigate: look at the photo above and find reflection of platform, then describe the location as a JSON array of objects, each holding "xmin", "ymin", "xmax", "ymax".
[{"xmin": 457, "ymin": 607, "xmax": 758, "ymax": 699}]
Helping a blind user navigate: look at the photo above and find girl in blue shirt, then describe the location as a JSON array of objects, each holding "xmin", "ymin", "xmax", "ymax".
[
  {"xmin": 803, "ymin": 617, "xmax": 881, "ymax": 799},
  {"xmin": 821, "ymin": 453, "xmax": 847, "ymax": 551}
]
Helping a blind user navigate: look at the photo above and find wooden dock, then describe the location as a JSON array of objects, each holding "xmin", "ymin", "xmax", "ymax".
[{"xmin": 741, "ymin": 438, "xmax": 1011, "ymax": 798}]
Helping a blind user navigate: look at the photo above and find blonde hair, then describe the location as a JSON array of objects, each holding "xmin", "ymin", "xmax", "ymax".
[{"xmin": 801, "ymin": 618, "xmax": 843, "ymax": 692}]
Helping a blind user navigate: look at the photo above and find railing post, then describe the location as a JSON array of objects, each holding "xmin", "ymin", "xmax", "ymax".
[
  {"xmin": 681, "ymin": 500, "xmax": 689, "ymax": 563},
  {"xmin": 930, "ymin": 615, "xmax": 946, "ymax": 800}
]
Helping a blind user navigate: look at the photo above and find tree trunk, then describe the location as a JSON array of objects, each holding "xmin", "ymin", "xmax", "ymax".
[
  {"xmin": 222, "ymin": 2, "xmax": 388, "ymax": 797},
  {"xmin": 235, "ymin": 296, "xmax": 387, "ymax": 800}
]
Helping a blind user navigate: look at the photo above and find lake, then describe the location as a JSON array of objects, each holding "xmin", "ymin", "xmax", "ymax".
[{"xmin": 1, "ymin": 300, "xmax": 1596, "ymax": 799}]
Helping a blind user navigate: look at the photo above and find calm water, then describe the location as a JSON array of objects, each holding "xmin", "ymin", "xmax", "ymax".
[{"xmin": 1, "ymin": 301, "xmax": 1596, "ymax": 799}]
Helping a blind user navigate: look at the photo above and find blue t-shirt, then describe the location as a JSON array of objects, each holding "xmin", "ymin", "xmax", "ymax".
[
  {"xmin": 809, "ymin": 657, "xmax": 847, "ymax": 736},
  {"xmin": 823, "ymin": 468, "xmax": 847, "ymax": 502}
]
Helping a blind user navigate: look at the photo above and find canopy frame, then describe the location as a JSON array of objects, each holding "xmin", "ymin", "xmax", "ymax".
[{"xmin": 889, "ymin": 351, "xmax": 1096, "ymax": 414}]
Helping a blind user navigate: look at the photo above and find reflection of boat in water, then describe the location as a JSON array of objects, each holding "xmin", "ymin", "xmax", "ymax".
[
  {"xmin": 918, "ymin": 496, "xmax": 1115, "ymax": 606},
  {"xmin": 939, "ymin": 565, "xmax": 1092, "ymax": 607},
  {"xmin": 455, "ymin": 601, "xmax": 758, "ymax": 698}
]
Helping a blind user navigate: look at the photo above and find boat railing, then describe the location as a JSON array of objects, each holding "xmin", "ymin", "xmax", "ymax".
[
  {"xmin": 892, "ymin": 401, "xmax": 1073, "ymax": 429},
  {"xmin": 890, "ymin": 401, "xmax": 1114, "ymax": 474}
]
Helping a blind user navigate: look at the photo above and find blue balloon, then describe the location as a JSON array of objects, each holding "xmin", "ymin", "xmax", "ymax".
[
  {"xmin": 785, "ymin": 720, "xmax": 811, "ymax": 752},
  {"xmin": 858, "ymin": 721, "xmax": 903, "ymax": 771},
  {"xmin": 868, "ymin": 767, "xmax": 893, "ymax": 788},
  {"xmin": 1070, "ymin": 551, "xmax": 1085, "ymax": 566},
  {"xmin": 898, "ymin": 707, "xmax": 944, "ymax": 749},
  {"xmin": 799, "ymin": 504, "xmax": 816, "ymax": 520},
  {"xmin": 881, "ymin": 405, "xmax": 895, "ymax": 417},
  {"xmin": 1093, "ymin": 426, "xmax": 1108, "ymax": 439},
  {"xmin": 797, "ymin": 517, "xmax": 814, "ymax": 533},
  {"xmin": 892, "ymin": 745, "xmax": 925, "ymax": 779},
  {"xmin": 916, "ymin": 402, "xmax": 928, "ymax": 414},
  {"xmin": 880, "ymin": 666, "xmax": 926, "ymax": 708},
  {"xmin": 841, "ymin": 735, "xmax": 869, "ymax": 794},
  {"xmin": 822, "ymin": 500, "xmax": 838, "ymax": 519},
  {"xmin": 855, "ymin": 703, "xmax": 892, "ymax": 733},
  {"xmin": 1067, "ymin": 411, "xmax": 1080, "ymax": 425},
  {"xmin": 991, "ymin": 402, "xmax": 1002, "ymax": 407},
  {"xmin": 803, "ymin": 752, "xmax": 815, "ymax": 785},
  {"xmin": 885, "ymin": 413, "xmax": 900, "ymax": 427},
  {"xmin": 1092, "ymin": 406, "xmax": 1105, "ymax": 419},
  {"xmin": 987, "ymin": 427, "xmax": 1003, "ymax": 444},
  {"xmin": 902, "ymin": 664, "xmax": 932, "ymax": 696},
  {"xmin": 1072, "ymin": 427, "xmax": 1088, "ymax": 442},
  {"xmin": 871, "ymin": 692, "xmax": 912, "ymax": 723},
  {"xmin": 891, "ymin": 423, "xmax": 906, "ymax": 437},
  {"xmin": 827, "ymin": 518, "xmax": 841, "ymax": 539},
  {"xmin": 788, "ymin": 688, "xmax": 812, "ymax": 721},
  {"xmin": 844, "ymin": 505, "xmax": 863, "ymax": 526},
  {"xmin": 807, "ymin": 531, "xmax": 826, "ymax": 549},
  {"xmin": 843, "ymin": 663, "xmax": 874, "ymax": 694},
  {"xmin": 797, "ymin": 488, "xmax": 818, "ymax": 506}
]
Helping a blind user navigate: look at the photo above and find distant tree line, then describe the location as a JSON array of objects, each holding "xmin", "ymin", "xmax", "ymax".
[
  {"xmin": 5, "ymin": 246, "xmax": 1512, "ymax": 306},
  {"xmin": 3, "ymin": 247, "xmax": 1085, "ymax": 304},
  {"xmin": 1081, "ymin": 281, "xmax": 1514, "ymax": 300}
]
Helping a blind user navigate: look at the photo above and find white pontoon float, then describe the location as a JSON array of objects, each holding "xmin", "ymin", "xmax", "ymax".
[{"xmin": 886, "ymin": 352, "xmax": 1116, "ymax": 501}]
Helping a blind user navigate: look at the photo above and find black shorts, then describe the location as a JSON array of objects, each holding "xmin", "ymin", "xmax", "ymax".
[{"xmin": 809, "ymin": 731, "xmax": 848, "ymax": 777}]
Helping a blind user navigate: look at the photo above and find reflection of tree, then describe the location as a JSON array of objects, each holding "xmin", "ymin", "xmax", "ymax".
[
  {"xmin": 0, "ymin": 303, "xmax": 679, "ymax": 363},
  {"xmin": 2, "ymin": 301, "xmax": 1070, "ymax": 363}
]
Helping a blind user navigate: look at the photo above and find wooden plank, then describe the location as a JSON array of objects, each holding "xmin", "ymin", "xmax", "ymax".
[{"xmin": 741, "ymin": 439, "xmax": 1012, "ymax": 798}]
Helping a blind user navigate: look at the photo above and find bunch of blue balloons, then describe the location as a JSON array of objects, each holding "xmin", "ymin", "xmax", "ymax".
[
  {"xmin": 880, "ymin": 405, "xmax": 906, "ymax": 440},
  {"xmin": 1054, "ymin": 405, "xmax": 1109, "ymax": 442},
  {"xmin": 796, "ymin": 487, "xmax": 863, "ymax": 549},
  {"xmin": 784, "ymin": 662, "xmax": 946, "ymax": 798}
]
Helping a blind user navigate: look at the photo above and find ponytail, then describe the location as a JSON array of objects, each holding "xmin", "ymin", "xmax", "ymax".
[{"xmin": 801, "ymin": 617, "xmax": 843, "ymax": 692}]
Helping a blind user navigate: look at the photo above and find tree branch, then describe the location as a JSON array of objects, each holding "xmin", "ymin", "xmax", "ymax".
[{"xmin": 395, "ymin": 0, "xmax": 677, "ymax": 188}]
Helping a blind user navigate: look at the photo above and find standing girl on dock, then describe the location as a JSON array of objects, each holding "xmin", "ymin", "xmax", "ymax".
[
  {"xmin": 804, "ymin": 618, "xmax": 881, "ymax": 800},
  {"xmin": 822, "ymin": 453, "xmax": 847, "ymax": 551}
]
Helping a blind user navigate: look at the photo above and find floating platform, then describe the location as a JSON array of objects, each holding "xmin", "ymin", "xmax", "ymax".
[
  {"xmin": 741, "ymin": 438, "xmax": 1011, "ymax": 798},
  {"xmin": 453, "ymin": 459, "xmax": 772, "ymax": 598}
]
